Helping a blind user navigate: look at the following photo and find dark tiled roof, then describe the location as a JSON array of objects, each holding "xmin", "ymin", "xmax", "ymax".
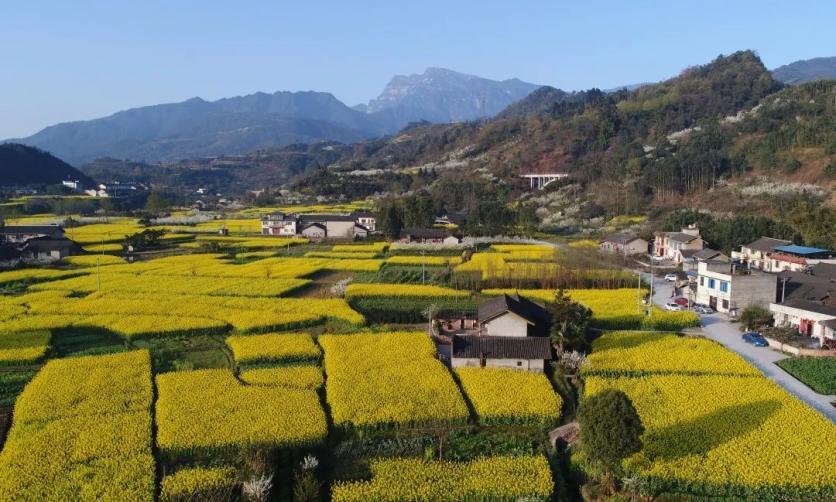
[
  {"xmin": 602, "ymin": 233, "xmax": 643, "ymax": 245},
  {"xmin": 665, "ymin": 232, "xmax": 699, "ymax": 243},
  {"xmin": 810, "ymin": 263, "xmax": 836, "ymax": 280},
  {"xmin": 478, "ymin": 293, "xmax": 552, "ymax": 325},
  {"xmin": 400, "ymin": 228, "xmax": 453, "ymax": 239},
  {"xmin": 0, "ymin": 225, "xmax": 63, "ymax": 235},
  {"xmin": 778, "ymin": 298, "xmax": 836, "ymax": 317},
  {"xmin": 301, "ymin": 222, "xmax": 326, "ymax": 231},
  {"xmin": 0, "ymin": 243, "xmax": 21, "ymax": 260},
  {"xmin": 779, "ymin": 270, "xmax": 836, "ymax": 303},
  {"xmin": 22, "ymin": 237, "xmax": 80, "ymax": 252},
  {"xmin": 692, "ymin": 248, "xmax": 725, "ymax": 260},
  {"xmin": 452, "ymin": 334, "xmax": 552, "ymax": 360},
  {"xmin": 299, "ymin": 214, "xmax": 357, "ymax": 222},
  {"xmin": 743, "ymin": 236, "xmax": 791, "ymax": 253}
]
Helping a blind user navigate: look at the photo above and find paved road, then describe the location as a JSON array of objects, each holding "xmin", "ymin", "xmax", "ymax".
[{"xmin": 643, "ymin": 273, "xmax": 836, "ymax": 423}]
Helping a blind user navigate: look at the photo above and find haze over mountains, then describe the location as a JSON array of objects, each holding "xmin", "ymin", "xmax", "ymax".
[
  {"xmin": 8, "ymin": 69, "xmax": 541, "ymax": 165},
  {"xmin": 5, "ymin": 56, "xmax": 835, "ymax": 167}
]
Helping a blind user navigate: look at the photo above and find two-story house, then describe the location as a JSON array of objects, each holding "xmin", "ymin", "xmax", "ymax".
[
  {"xmin": 451, "ymin": 294, "xmax": 553, "ymax": 372},
  {"xmin": 653, "ymin": 225, "xmax": 704, "ymax": 263}
]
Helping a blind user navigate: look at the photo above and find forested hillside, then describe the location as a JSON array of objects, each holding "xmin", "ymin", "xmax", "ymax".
[{"xmin": 292, "ymin": 51, "xmax": 835, "ymax": 247}]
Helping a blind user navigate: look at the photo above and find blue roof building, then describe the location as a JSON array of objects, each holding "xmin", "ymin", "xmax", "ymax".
[{"xmin": 773, "ymin": 244, "xmax": 833, "ymax": 258}]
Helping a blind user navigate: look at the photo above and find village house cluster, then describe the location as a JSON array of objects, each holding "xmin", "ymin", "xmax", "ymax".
[
  {"xmin": 600, "ymin": 224, "xmax": 836, "ymax": 348},
  {"xmin": 0, "ymin": 223, "xmax": 78, "ymax": 267}
]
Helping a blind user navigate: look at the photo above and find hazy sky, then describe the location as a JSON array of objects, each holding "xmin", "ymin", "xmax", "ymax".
[{"xmin": 1, "ymin": 0, "xmax": 834, "ymax": 138}]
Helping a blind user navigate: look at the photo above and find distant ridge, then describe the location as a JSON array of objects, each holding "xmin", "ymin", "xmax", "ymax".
[
  {"xmin": 0, "ymin": 143, "xmax": 94, "ymax": 186},
  {"xmin": 771, "ymin": 56, "xmax": 836, "ymax": 85},
  {"xmin": 362, "ymin": 67, "xmax": 542, "ymax": 124}
]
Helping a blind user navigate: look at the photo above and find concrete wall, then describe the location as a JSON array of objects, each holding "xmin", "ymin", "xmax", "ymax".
[
  {"xmin": 324, "ymin": 220, "xmax": 356, "ymax": 239},
  {"xmin": 451, "ymin": 357, "xmax": 545, "ymax": 372},
  {"xmin": 483, "ymin": 312, "xmax": 529, "ymax": 337}
]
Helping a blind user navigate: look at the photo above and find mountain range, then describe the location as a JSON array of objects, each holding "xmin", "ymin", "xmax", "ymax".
[
  {"xmin": 7, "ymin": 69, "xmax": 541, "ymax": 165},
  {"xmin": 4, "ymin": 55, "xmax": 834, "ymax": 170}
]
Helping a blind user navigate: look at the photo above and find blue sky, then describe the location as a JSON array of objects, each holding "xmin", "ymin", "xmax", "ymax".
[{"xmin": 1, "ymin": 0, "xmax": 834, "ymax": 138}]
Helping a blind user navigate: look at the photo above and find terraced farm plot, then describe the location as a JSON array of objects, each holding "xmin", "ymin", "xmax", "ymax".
[
  {"xmin": 155, "ymin": 369, "xmax": 327, "ymax": 458},
  {"xmin": 321, "ymin": 331, "xmax": 469, "ymax": 428}
]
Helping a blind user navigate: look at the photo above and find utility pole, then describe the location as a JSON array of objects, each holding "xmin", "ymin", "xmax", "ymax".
[
  {"xmin": 421, "ymin": 250, "xmax": 426, "ymax": 285},
  {"xmin": 636, "ymin": 272, "xmax": 641, "ymax": 314},
  {"xmin": 648, "ymin": 262, "xmax": 654, "ymax": 317},
  {"xmin": 781, "ymin": 276, "xmax": 788, "ymax": 302}
]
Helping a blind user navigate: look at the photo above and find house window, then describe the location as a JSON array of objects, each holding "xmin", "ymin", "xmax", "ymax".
[
  {"xmin": 699, "ymin": 277, "xmax": 704, "ymax": 286},
  {"xmin": 722, "ymin": 299, "xmax": 729, "ymax": 310},
  {"xmin": 720, "ymin": 281, "xmax": 728, "ymax": 293},
  {"xmin": 516, "ymin": 361, "xmax": 523, "ymax": 367},
  {"xmin": 708, "ymin": 278, "xmax": 716, "ymax": 289}
]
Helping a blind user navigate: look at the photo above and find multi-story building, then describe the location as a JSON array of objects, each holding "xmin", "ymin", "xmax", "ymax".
[
  {"xmin": 695, "ymin": 261, "xmax": 777, "ymax": 315},
  {"xmin": 653, "ymin": 225, "xmax": 704, "ymax": 263}
]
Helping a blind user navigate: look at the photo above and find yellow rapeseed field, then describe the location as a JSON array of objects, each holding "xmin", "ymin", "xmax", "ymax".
[
  {"xmin": 456, "ymin": 368, "xmax": 561, "ymax": 426},
  {"xmin": 0, "ymin": 330, "xmax": 50, "ymax": 365},
  {"xmin": 239, "ymin": 365, "xmax": 324, "ymax": 389},
  {"xmin": 0, "ymin": 351, "xmax": 155, "ymax": 501},
  {"xmin": 321, "ymin": 331, "xmax": 469, "ymax": 428},
  {"xmin": 156, "ymin": 369, "xmax": 327, "ymax": 457},
  {"xmin": 332, "ymin": 455, "xmax": 554, "ymax": 502},
  {"xmin": 160, "ymin": 466, "xmax": 237, "ymax": 502},
  {"xmin": 344, "ymin": 283, "xmax": 469, "ymax": 299},
  {"xmin": 584, "ymin": 331, "xmax": 836, "ymax": 499},
  {"xmin": 304, "ymin": 251, "xmax": 380, "ymax": 259},
  {"xmin": 385, "ymin": 255, "xmax": 462, "ymax": 266},
  {"xmin": 64, "ymin": 255, "xmax": 126, "ymax": 267},
  {"xmin": 227, "ymin": 333, "xmax": 321, "ymax": 364},
  {"xmin": 584, "ymin": 331, "xmax": 760, "ymax": 377}
]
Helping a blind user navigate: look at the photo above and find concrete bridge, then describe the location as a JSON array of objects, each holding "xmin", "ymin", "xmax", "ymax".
[{"xmin": 521, "ymin": 173, "xmax": 569, "ymax": 189}]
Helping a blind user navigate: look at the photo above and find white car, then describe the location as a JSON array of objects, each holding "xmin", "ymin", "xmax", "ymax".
[
  {"xmin": 651, "ymin": 255, "xmax": 665, "ymax": 262},
  {"xmin": 664, "ymin": 273, "xmax": 678, "ymax": 282},
  {"xmin": 664, "ymin": 302, "xmax": 684, "ymax": 311}
]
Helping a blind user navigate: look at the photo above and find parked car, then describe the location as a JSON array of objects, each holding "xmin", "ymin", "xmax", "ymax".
[
  {"xmin": 651, "ymin": 255, "xmax": 666, "ymax": 262},
  {"xmin": 664, "ymin": 302, "xmax": 684, "ymax": 311},
  {"xmin": 742, "ymin": 332, "xmax": 769, "ymax": 347},
  {"xmin": 673, "ymin": 297, "xmax": 689, "ymax": 307},
  {"xmin": 694, "ymin": 305, "xmax": 715, "ymax": 314},
  {"xmin": 664, "ymin": 273, "xmax": 678, "ymax": 282}
]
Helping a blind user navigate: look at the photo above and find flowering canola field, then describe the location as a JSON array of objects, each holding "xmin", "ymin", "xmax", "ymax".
[
  {"xmin": 456, "ymin": 368, "xmax": 561, "ymax": 426},
  {"xmin": 344, "ymin": 283, "xmax": 470, "ymax": 299},
  {"xmin": 583, "ymin": 331, "xmax": 836, "ymax": 500},
  {"xmin": 0, "ymin": 351, "xmax": 155, "ymax": 501},
  {"xmin": 227, "ymin": 332, "xmax": 321, "ymax": 365},
  {"xmin": 332, "ymin": 455, "xmax": 553, "ymax": 502},
  {"xmin": 321, "ymin": 331, "xmax": 469, "ymax": 428},
  {"xmin": 156, "ymin": 369, "xmax": 327, "ymax": 458}
]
